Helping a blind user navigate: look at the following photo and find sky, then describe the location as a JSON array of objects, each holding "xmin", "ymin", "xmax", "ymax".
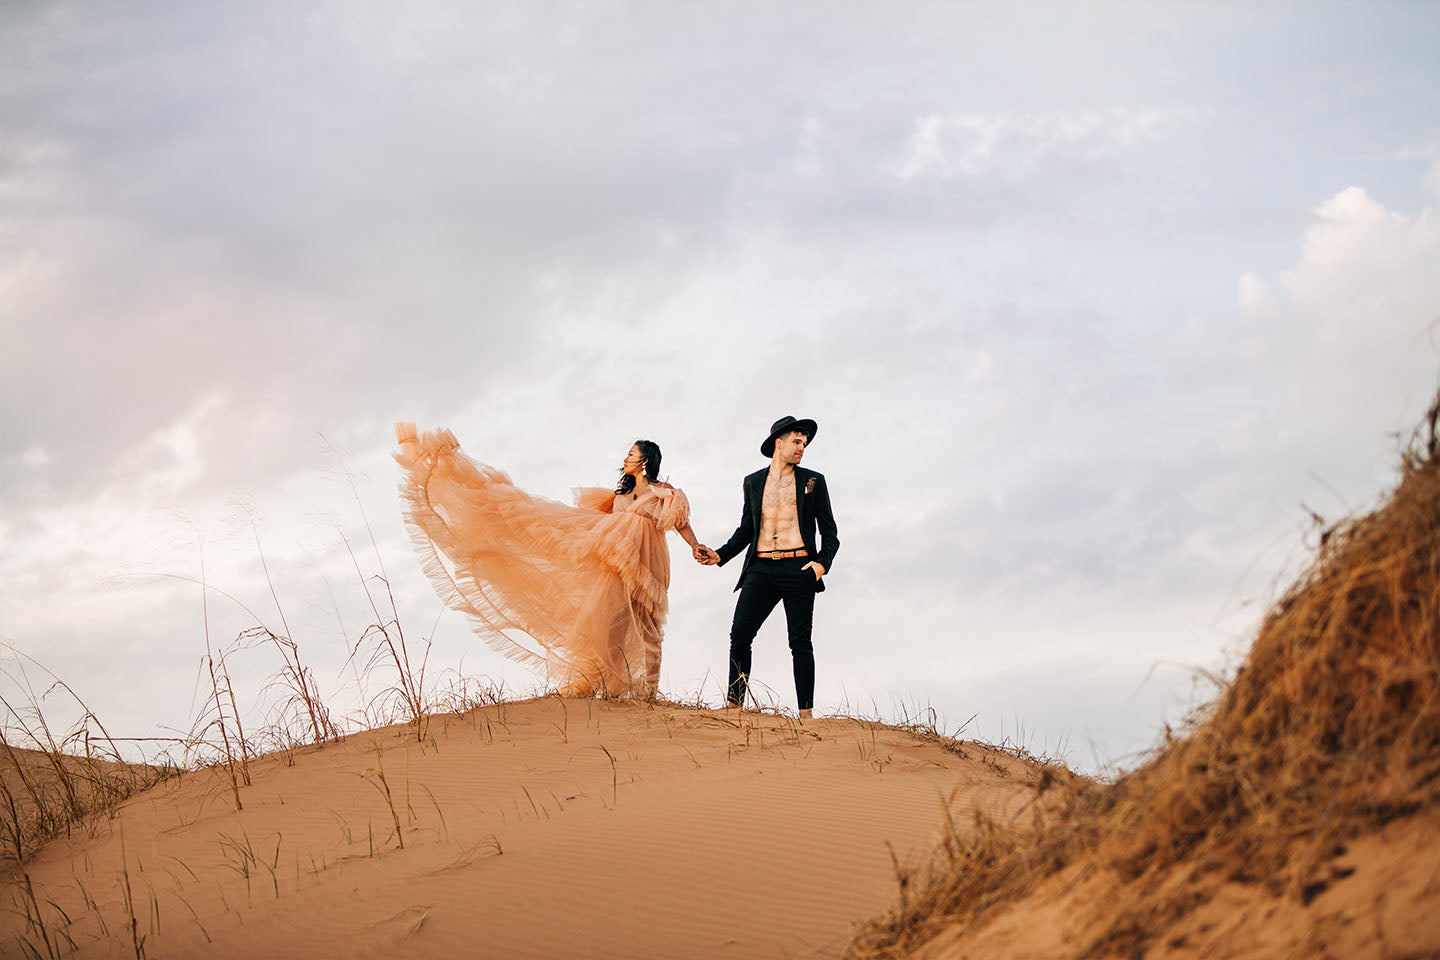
[{"xmin": 2, "ymin": 1, "xmax": 1438, "ymax": 774}]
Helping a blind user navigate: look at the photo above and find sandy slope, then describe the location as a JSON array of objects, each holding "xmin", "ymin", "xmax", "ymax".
[
  {"xmin": 1, "ymin": 698, "xmax": 1040, "ymax": 959},
  {"xmin": 904, "ymin": 807, "xmax": 1440, "ymax": 960}
]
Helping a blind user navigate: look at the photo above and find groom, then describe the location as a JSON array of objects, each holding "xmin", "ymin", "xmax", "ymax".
[{"xmin": 696, "ymin": 416, "xmax": 839, "ymax": 718}]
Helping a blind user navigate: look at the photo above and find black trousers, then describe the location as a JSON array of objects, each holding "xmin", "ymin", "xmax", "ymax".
[{"xmin": 726, "ymin": 556, "xmax": 816, "ymax": 710}]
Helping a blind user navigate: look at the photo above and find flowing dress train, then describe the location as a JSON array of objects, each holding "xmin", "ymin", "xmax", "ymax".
[{"xmin": 393, "ymin": 423, "xmax": 690, "ymax": 696}]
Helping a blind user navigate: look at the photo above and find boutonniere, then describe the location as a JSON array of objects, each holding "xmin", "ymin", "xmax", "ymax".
[{"xmin": 804, "ymin": 477, "xmax": 817, "ymax": 494}]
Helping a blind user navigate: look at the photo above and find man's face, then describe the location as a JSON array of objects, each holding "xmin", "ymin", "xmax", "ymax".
[{"xmin": 777, "ymin": 431, "xmax": 807, "ymax": 465}]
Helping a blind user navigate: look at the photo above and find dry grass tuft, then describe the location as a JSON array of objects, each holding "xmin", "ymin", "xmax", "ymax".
[
  {"xmin": 849, "ymin": 394, "xmax": 1440, "ymax": 959},
  {"xmin": 0, "ymin": 653, "xmax": 180, "ymax": 864},
  {"xmin": 0, "ymin": 738, "xmax": 174, "ymax": 865}
]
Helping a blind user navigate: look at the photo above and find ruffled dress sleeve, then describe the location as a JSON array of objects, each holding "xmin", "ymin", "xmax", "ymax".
[
  {"xmin": 653, "ymin": 485, "xmax": 691, "ymax": 532},
  {"xmin": 572, "ymin": 487, "xmax": 617, "ymax": 514}
]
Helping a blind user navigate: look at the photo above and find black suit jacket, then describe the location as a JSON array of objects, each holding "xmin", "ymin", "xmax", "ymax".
[{"xmin": 715, "ymin": 466, "xmax": 839, "ymax": 592}]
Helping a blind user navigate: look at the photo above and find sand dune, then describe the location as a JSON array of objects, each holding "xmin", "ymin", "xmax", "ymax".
[{"xmin": 2, "ymin": 699, "xmax": 1043, "ymax": 958}]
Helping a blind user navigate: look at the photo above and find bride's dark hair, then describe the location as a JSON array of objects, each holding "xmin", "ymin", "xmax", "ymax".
[{"xmin": 615, "ymin": 439, "xmax": 662, "ymax": 495}]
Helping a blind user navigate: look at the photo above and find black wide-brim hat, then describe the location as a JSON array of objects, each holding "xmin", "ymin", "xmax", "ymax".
[{"xmin": 761, "ymin": 415, "xmax": 818, "ymax": 458}]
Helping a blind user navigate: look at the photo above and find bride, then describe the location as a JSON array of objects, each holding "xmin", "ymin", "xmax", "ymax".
[{"xmin": 394, "ymin": 423, "xmax": 705, "ymax": 697}]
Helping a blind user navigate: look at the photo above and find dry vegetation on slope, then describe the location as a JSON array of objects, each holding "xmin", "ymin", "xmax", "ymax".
[{"xmin": 850, "ymin": 396, "xmax": 1440, "ymax": 959}]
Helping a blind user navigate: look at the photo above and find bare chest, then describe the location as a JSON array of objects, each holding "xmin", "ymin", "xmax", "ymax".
[{"xmin": 759, "ymin": 473, "xmax": 804, "ymax": 547}]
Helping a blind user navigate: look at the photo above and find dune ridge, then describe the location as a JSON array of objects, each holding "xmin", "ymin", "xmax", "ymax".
[{"xmin": 1, "ymin": 697, "xmax": 1049, "ymax": 958}]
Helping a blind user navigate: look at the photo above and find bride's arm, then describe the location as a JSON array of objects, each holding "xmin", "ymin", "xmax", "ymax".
[
  {"xmin": 655, "ymin": 485, "xmax": 700, "ymax": 550},
  {"xmin": 674, "ymin": 521, "xmax": 700, "ymax": 551}
]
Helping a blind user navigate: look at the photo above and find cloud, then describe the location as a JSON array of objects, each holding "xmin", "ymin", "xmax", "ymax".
[
  {"xmin": 1239, "ymin": 184, "xmax": 1440, "ymax": 468},
  {"xmin": 895, "ymin": 107, "xmax": 1206, "ymax": 181},
  {"xmin": 19, "ymin": 446, "xmax": 50, "ymax": 467},
  {"xmin": 1284, "ymin": 187, "xmax": 1439, "ymax": 319},
  {"xmin": 0, "ymin": 2, "xmax": 764, "ymax": 515},
  {"xmin": 1237, "ymin": 272, "xmax": 1278, "ymax": 315}
]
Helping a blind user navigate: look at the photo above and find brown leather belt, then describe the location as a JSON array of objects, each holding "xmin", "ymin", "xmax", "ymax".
[{"xmin": 756, "ymin": 548, "xmax": 808, "ymax": 559}]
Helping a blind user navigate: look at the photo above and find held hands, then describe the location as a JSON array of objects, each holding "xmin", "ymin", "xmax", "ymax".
[
  {"xmin": 693, "ymin": 544, "xmax": 721, "ymax": 565},
  {"xmin": 801, "ymin": 560, "xmax": 826, "ymax": 581}
]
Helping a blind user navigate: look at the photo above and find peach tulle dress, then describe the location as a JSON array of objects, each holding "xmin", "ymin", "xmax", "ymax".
[{"xmin": 394, "ymin": 423, "xmax": 691, "ymax": 697}]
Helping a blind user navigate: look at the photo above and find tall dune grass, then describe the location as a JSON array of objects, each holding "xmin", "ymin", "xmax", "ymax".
[{"xmin": 0, "ymin": 500, "xmax": 434, "ymax": 863}]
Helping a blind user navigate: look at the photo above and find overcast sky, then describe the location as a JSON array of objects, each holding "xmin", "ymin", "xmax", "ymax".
[{"xmin": 3, "ymin": 1, "xmax": 1438, "ymax": 773}]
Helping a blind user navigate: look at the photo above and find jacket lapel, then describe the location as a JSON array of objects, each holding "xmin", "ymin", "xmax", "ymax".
[{"xmin": 749, "ymin": 470, "xmax": 765, "ymax": 534}]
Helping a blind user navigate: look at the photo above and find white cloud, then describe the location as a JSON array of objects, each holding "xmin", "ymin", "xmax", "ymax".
[
  {"xmin": 1237, "ymin": 272, "xmax": 1278, "ymax": 316},
  {"xmin": 120, "ymin": 395, "xmax": 221, "ymax": 497},
  {"xmin": 895, "ymin": 107, "xmax": 1205, "ymax": 180},
  {"xmin": 1282, "ymin": 187, "xmax": 1440, "ymax": 319},
  {"xmin": 1261, "ymin": 186, "xmax": 1440, "ymax": 443}
]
